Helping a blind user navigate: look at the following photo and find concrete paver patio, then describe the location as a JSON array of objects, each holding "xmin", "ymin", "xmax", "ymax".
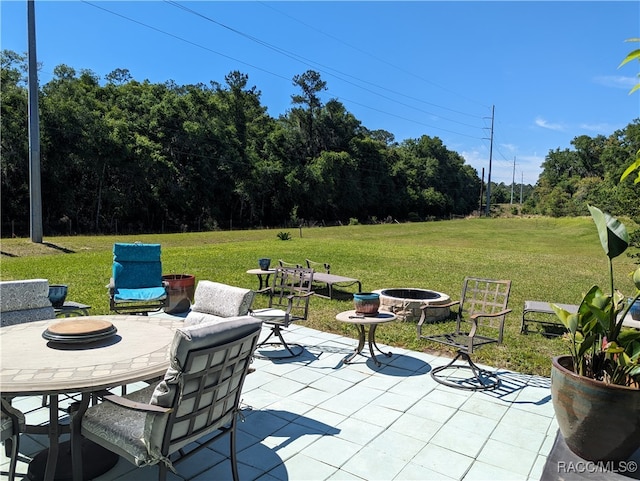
[{"xmin": 2, "ymin": 317, "xmax": 558, "ymax": 481}]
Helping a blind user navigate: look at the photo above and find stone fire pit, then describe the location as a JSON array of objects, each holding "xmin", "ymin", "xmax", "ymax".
[{"xmin": 373, "ymin": 288, "xmax": 450, "ymax": 322}]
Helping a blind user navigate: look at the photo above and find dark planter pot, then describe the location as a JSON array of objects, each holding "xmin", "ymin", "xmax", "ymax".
[
  {"xmin": 162, "ymin": 274, "xmax": 196, "ymax": 314},
  {"xmin": 551, "ymin": 355, "xmax": 640, "ymax": 462}
]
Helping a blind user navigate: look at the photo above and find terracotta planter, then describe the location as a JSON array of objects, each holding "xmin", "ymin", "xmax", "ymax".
[
  {"xmin": 162, "ymin": 274, "xmax": 196, "ymax": 314},
  {"xmin": 551, "ymin": 355, "xmax": 640, "ymax": 462},
  {"xmin": 353, "ymin": 292, "xmax": 380, "ymax": 315}
]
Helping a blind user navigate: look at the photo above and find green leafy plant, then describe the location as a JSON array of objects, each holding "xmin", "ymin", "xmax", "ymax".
[
  {"xmin": 553, "ymin": 205, "xmax": 640, "ymax": 386},
  {"xmin": 276, "ymin": 231, "xmax": 292, "ymax": 241},
  {"xmin": 619, "ymin": 38, "xmax": 640, "ymax": 184}
]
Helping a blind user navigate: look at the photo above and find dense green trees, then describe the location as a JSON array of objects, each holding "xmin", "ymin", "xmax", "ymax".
[
  {"xmin": 2, "ymin": 51, "xmax": 493, "ymax": 235},
  {"xmin": 525, "ymin": 120, "xmax": 640, "ymax": 219},
  {"xmin": 10, "ymin": 52, "xmax": 638, "ymax": 236}
]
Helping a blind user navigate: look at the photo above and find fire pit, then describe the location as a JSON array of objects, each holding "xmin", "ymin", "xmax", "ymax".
[{"xmin": 373, "ymin": 288, "xmax": 450, "ymax": 322}]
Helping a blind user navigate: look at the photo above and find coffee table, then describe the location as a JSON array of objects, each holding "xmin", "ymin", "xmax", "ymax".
[
  {"xmin": 246, "ymin": 268, "xmax": 276, "ymax": 290},
  {"xmin": 335, "ymin": 310, "xmax": 397, "ymax": 366}
]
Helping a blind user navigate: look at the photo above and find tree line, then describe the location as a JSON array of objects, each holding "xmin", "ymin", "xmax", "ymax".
[
  {"xmin": 2, "ymin": 51, "xmax": 491, "ymax": 236},
  {"xmin": 2, "ymin": 49, "xmax": 637, "ymax": 237},
  {"xmin": 524, "ymin": 120, "xmax": 640, "ymax": 221}
]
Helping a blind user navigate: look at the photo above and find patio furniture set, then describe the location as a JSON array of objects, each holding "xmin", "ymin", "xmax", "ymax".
[{"xmin": 2, "ymin": 243, "xmax": 639, "ymax": 480}]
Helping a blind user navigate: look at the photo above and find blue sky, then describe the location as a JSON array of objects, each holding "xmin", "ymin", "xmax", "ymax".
[{"xmin": 2, "ymin": 1, "xmax": 639, "ymax": 185}]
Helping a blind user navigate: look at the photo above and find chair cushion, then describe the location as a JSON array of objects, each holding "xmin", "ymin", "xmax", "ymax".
[
  {"xmin": 190, "ymin": 281, "xmax": 255, "ymax": 319},
  {"xmin": 113, "ymin": 287, "xmax": 167, "ymax": 302},
  {"xmin": 250, "ymin": 308, "xmax": 289, "ymax": 325},
  {"xmin": 82, "ymin": 385, "xmax": 156, "ymax": 467},
  {"xmin": 0, "ymin": 279, "xmax": 52, "ymax": 311},
  {"xmin": 183, "ymin": 312, "xmax": 226, "ymax": 327},
  {"xmin": 112, "ymin": 243, "xmax": 163, "ymax": 290}
]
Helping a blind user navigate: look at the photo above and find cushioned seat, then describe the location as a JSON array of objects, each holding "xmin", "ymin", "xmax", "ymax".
[
  {"xmin": 184, "ymin": 281, "xmax": 255, "ymax": 326},
  {"xmin": 76, "ymin": 316, "xmax": 262, "ymax": 481},
  {"xmin": 0, "ymin": 279, "xmax": 55, "ymax": 327},
  {"xmin": 109, "ymin": 243, "xmax": 167, "ymax": 314}
]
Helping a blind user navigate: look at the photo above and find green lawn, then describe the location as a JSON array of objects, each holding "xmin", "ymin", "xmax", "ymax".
[{"xmin": 2, "ymin": 216, "xmax": 638, "ymax": 377}]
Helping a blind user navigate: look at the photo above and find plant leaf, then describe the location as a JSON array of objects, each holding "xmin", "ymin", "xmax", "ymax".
[
  {"xmin": 588, "ymin": 205, "xmax": 629, "ymax": 259},
  {"xmin": 621, "ymin": 155, "xmax": 640, "ymax": 182}
]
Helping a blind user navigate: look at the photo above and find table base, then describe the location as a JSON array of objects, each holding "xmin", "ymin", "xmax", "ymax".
[
  {"xmin": 27, "ymin": 439, "xmax": 119, "ymax": 481},
  {"xmin": 344, "ymin": 324, "xmax": 392, "ymax": 367}
]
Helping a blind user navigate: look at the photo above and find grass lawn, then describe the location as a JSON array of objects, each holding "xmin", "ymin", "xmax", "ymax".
[{"xmin": 1, "ymin": 216, "xmax": 638, "ymax": 377}]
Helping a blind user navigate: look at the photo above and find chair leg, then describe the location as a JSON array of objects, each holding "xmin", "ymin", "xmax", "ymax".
[
  {"xmin": 256, "ymin": 325, "xmax": 303, "ymax": 358},
  {"xmin": 230, "ymin": 418, "xmax": 239, "ymax": 481},
  {"xmin": 6, "ymin": 433, "xmax": 18, "ymax": 481},
  {"xmin": 430, "ymin": 350, "xmax": 500, "ymax": 391}
]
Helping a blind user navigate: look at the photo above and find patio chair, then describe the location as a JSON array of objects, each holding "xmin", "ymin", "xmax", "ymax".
[
  {"xmin": 417, "ymin": 277, "xmax": 512, "ymax": 390},
  {"xmin": 74, "ymin": 316, "xmax": 262, "ymax": 481},
  {"xmin": 108, "ymin": 243, "xmax": 168, "ymax": 315},
  {"xmin": 1, "ymin": 399, "xmax": 24, "ymax": 481},
  {"xmin": 251, "ymin": 266, "xmax": 314, "ymax": 358}
]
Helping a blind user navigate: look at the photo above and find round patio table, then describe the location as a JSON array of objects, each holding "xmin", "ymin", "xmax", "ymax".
[
  {"xmin": 0, "ymin": 314, "xmax": 184, "ymax": 481},
  {"xmin": 335, "ymin": 310, "xmax": 396, "ymax": 366}
]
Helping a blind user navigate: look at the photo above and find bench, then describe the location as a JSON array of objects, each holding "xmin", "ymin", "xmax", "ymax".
[
  {"xmin": 302, "ymin": 259, "xmax": 362, "ymax": 299},
  {"xmin": 521, "ymin": 300, "xmax": 640, "ymax": 335},
  {"xmin": 0, "ymin": 279, "xmax": 55, "ymax": 327}
]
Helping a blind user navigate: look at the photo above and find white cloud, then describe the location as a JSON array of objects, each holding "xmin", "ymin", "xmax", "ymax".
[
  {"xmin": 593, "ymin": 75, "xmax": 638, "ymax": 90},
  {"xmin": 579, "ymin": 122, "xmax": 616, "ymax": 133},
  {"xmin": 535, "ymin": 117, "xmax": 565, "ymax": 131}
]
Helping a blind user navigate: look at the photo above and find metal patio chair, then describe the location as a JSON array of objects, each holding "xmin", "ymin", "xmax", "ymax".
[
  {"xmin": 417, "ymin": 277, "xmax": 512, "ymax": 390},
  {"xmin": 74, "ymin": 317, "xmax": 262, "ymax": 481},
  {"xmin": 108, "ymin": 243, "xmax": 168, "ymax": 314},
  {"xmin": 251, "ymin": 266, "xmax": 315, "ymax": 358}
]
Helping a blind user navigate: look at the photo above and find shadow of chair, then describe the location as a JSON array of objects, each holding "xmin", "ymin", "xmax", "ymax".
[
  {"xmin": 108, "ymin": 243, "xmax": 167, "ymax": 315},
  {"xmin": 417, "ymin": 277, "xmax": 512, "ymax": 390},
  {"xmin": 73, "ymin": 316, "xmax": 263, "ymax": 481},
  {"xmin": 1, "ymin": 399, "xmax": 24, "ymax": 481},
  {"xmin": 251, "ymin": 267, "xmax": 315, "ymax": 358}
]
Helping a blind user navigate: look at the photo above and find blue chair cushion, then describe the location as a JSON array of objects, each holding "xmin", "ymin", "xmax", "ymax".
[
  {"xmin": 113, "ymin": 287, "xmax": 167, "ymax": 302},
  {"xmin": 112, "ymin": 243, "xmax": 163, "ymax": 290}
]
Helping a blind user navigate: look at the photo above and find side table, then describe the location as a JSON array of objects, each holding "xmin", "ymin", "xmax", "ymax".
[
  {"xmin": 55, "ymin": 301, "xmax": 91, "ymax": 317},
  {"xmin": 335, "ymin": 310, "xmax": 396, "ymax": 366},
  {"xmin": 246, "ymin": 268, "xmax": 276, "ymax": 290}
]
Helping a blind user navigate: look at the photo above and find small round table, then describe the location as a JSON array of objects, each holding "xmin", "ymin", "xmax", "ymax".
[
  {"xmin": 246, "ymin": 268, "xmax": 276, "ymax": 290},
  {"xmin": 335, "ymin": 310, "xmax": 397, "ymax": 366}
]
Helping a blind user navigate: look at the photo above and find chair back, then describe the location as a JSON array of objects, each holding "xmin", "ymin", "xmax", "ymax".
[
  {"xmin": 147, "ymin": 317, "xmax": 262, "ymax": 458},
  {"xmin": 112, "ymin": 243, "xmax": 164, "ymax": 289},
  {"xmin": 458, "ymin": 277, "xmax": 511, "ymax": 339},
  {"xmin": 268, "ymin": 267, "xmax": 314, "ymax": 321}
]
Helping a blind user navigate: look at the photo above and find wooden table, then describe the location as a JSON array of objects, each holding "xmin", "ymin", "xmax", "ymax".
[
  {"xmin": 246, "ymin": 268, "xmax": 276, "ymax": 290},
  {"xmin": 0, "ymin": 314, "xmax": 183, "ymax": 481},
  {"xmin": 335, "ymin": 310, "xmax": 396, "ymax": 366}
]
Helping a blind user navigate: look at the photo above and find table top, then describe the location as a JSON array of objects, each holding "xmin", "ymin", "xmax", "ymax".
[
  {"xmin": 246, "ymin": 268, "xmax": 276, "ymax": 275},
  {"xmin": 335, "ymin": 310, "xmax": 397, "ymax": 325},
  {"xmin": 0, "ymin": 315, "xmax": 183, "ymax": 396}
]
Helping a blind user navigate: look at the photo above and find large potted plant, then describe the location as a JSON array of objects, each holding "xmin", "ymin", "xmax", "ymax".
[{"xmin": 551, "ymin": 205, "xmax": 640, "ymax": 463}]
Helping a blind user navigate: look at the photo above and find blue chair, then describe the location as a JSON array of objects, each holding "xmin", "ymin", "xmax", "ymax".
[{"xmin": 109, "ymin": 243, "xmax": 168, "ymax": 315}]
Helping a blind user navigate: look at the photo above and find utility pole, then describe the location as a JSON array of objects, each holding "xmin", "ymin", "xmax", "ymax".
[
  {"xmin": 28, "ymin": 0, "xmax": 43, "ymax": 243},
  {"xmin": 484, "ymin": 105, "xmax": 495, "ymax": 217},
  {"xmin": 510, "ymin": 156, "xmax": 516, "ymax": 205}
]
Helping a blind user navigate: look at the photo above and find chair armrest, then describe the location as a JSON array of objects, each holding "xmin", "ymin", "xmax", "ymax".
[
  {"xmin": 469, "ymin": 308, "xmax": 512, "ymax": 320},
  {"xmin": 306, "ymin": 259, "xmax": 330, "ymax": 273},
  {"xmin": 103, "ymin": 394, "xmax": 172, "ymax": 413},
  {"xmin": 256, "ymin": 286, "xmax": 272, "ymax": 295}
]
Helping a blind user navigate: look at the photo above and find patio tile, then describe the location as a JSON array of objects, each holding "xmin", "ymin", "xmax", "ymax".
[
  {"xmin": 340, "ymin": 444, "xmax": 408, "ymax": 480},
  {"xmin": 395, "ymin": 460, "xmax": 457, "ymax": 480},
  {"xmin": 476, "ymin": 438, "xmax": 540, "ymax": 476},
  {"xmin": 389, "ymin": 412, "xmax": 445, "ymax": 443},
  {"xmin": 412, "ymin": 443, "xmax": 475, "ymax": 479},
  {"xmin": 4, "ymin": 319, "xmax": 560, "ymax": 481}
]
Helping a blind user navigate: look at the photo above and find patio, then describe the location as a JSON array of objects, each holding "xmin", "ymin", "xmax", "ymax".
[{"xmin": 2, "ymin": 312, "xmax": 557, "ymax": 481}]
